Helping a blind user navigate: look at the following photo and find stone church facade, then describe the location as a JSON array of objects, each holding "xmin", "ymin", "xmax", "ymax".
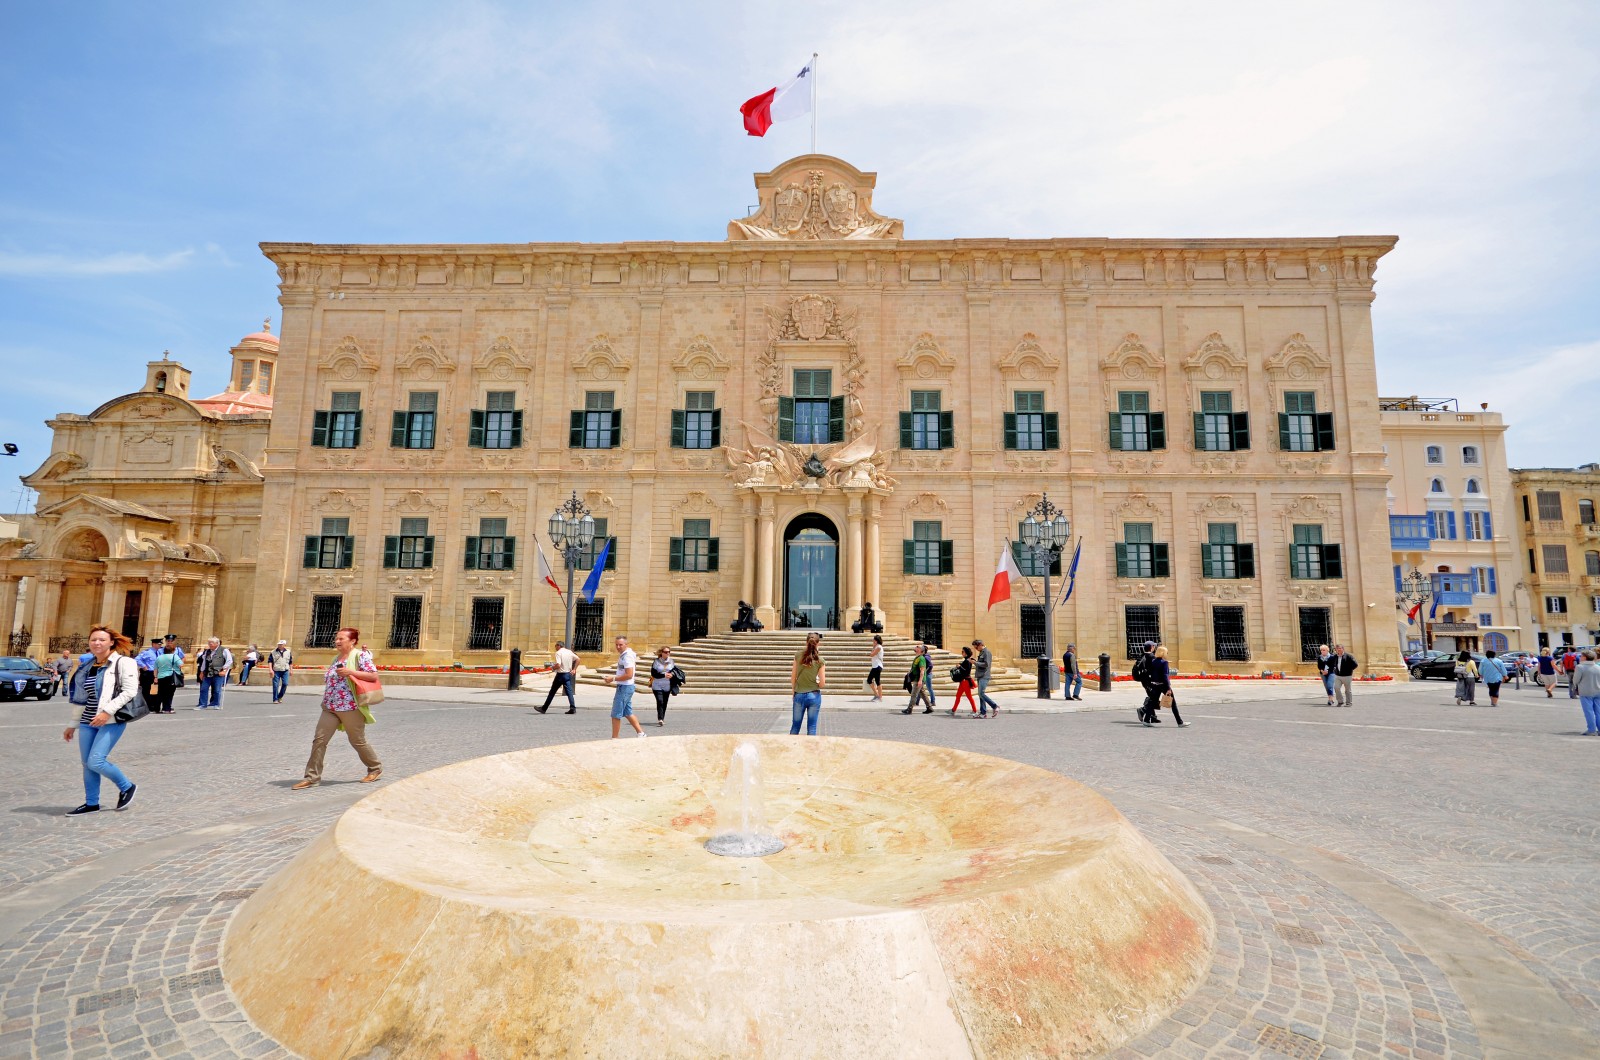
[{"xmin": 239, "ymin": 155, "xmax": 1401, "ymax": 673}]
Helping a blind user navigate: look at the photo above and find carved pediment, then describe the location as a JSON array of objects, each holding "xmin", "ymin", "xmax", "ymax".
[
  {"xmin": 998, "ymin": 333, "xmax": 1060, "ymax": 380},
  {"xmin": 1265, "ymin": 333, "xmax": 1329, "ymax": 374},
  {"xmin": 729, "ymin": 156, "xmax": 903, "ymax": 241},
  {"xmin": 398, "ymin": 336, "xmax": 455, "ymax": 377},
  {"xmin": 767, "ymin": 294, "xmax": 858, "ymax": 344},
  {"xmin": 311, "ymin": 489, "xmax": 364, "ymax": 513},
  {"xmin": 28, "ymin": 452, "xmax": 86, "ymax": 483},
  {"xmin": 572, "ymin": 333, "xmax": 631, "ymax": 380},
  {"xmin": 1103, "ymin": 333, "xmax": 1165, "ymax": 377},
  {"xmin": 1183, "ymin": 333, "xmax": 1245, "ymax": 373},
  {"xmin": 474, "ymin": 335, "xmax": 529, "ymax": 377},
  {"xmin": 209, "ymin": 446, "xmax": 263, "ymax": 481},
  {"xmin": 671, "ymin": 334, "xmax": 730, "ymax": 379},
  {"xmin": 386, "ymin": 489, "xmax": 447, "ymax": 514},
  {"xmin": 323, "ymin": 336, "xmax": 379, "ymax": 375},
  {"xmin": 896, "ymin": 333, "xmax": 956, "ymax": 379}
]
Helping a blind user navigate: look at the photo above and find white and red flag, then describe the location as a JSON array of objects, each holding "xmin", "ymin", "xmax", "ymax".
[
  {"xmin": 534, "ymin": 536, "xmax": 563, "ymax": 598},
  {"xmin": 740, "ymin": 58, "xmax": 814, "ymax": 137},
  {"xmin": 988, "ymin": 544, "xmax": 1024, "ymax": 611}
]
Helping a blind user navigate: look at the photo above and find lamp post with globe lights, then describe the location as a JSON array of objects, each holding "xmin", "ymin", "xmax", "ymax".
[
  {"xmin": 1396, "ymin": 566, "xmax": 1434, "ymax": 654},
  {"xmin": 1017, "ymin": 493, "xmax": 1072, "ymax": 699},
  {"xmin": 546, "ymin": 491, "xmax": 596, "ymax": 649}
]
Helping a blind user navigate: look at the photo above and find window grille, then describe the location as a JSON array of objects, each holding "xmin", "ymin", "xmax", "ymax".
[
  {"xmin": 388, "ymin": 596, "xmax": 422, "ymax": 650},
  {"xmin": 912, "ymin": 603, "xmax": 944, "ymax": 648},
  {"xmin": 1020, "ymin": 604, "xmax": 1046, "ymax": 659},
  {"xmin": 573, "ymin": 601, "xmax": 606, "ymax": 652},
  {"xmin": 1124, "ymin": 605, "xmax": 1161, "ymax": 659},
  {"xmin": 467, "ymin": 598, "xmax": 504, "ymax": 651},
  {"xmin": 1297, "ymin": 607, "xmax": 1332, "ymax": 662},
  {"xmin": 306, "ymin": 596, "xmax": 343, "ymax": 648},
  {"xmin": 1212, "ymin": 606, "xmax": 1250, "ymax": 661}
]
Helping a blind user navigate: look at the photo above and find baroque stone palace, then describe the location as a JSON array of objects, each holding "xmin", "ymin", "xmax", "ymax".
[{"xmin": 7, "ymin": 156, "xmax": 1404, "ymax": 672}]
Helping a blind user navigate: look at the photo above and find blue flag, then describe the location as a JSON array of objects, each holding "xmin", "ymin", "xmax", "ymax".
[
  {"xmin": 1428, "ymin": 595, "xmax": 1440, "ymax": 621},
  {"xmin": 1062, "ymin": 538, "xmax": 1082, "ymax": 601},
  {"xmin": 582, "ymin": 538, "xmax": 611, "ymax": 603}
]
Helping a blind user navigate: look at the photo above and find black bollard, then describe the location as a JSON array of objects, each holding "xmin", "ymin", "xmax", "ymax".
[
  {"xmin": 508, "ymin": 648, "xmax": 522, "ymax": 690},
  {"xmin": 1036, "ymin": 656, "xmax": 1051, "ymax": 699},
  {"xmin": 1098, "ymin": 652, "xmax": 1111, "ymax": 692}
]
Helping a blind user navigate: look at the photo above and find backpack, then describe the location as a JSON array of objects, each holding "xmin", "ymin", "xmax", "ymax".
[{"xmin": 1131, "ymin": 653, "xmax": 1153, "ymax": 684}]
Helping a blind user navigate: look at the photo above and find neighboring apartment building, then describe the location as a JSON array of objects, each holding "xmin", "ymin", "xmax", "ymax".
[
  {"xmin": 1381, "ymin": 398, "xmax": 1523, "ymax": 655},
  {"xmin": 1509, "ymin": 465, "xmax": 1600, "ymax": 648}
]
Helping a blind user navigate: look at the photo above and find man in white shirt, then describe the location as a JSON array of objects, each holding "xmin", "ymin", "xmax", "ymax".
[
  {"xmin": 600, "ymin": 635, "xmax": 645, "ymax": 739},
  {"xmin": 268, "ymin": 640, "xmax": 294, "ymax": 703},
  {"xmin": 536, "ymin": 640, "xmax": 580, "ymax": 715}
]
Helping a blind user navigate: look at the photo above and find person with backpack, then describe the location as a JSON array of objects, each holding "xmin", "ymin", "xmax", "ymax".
[
  {"xmin": 1453, "ymin": 650, "xmax": 1479, "ymax": 705},
  {"xmin": 900, "ymin": 643, "xmax": 935, "ymax": 715},
  {"xmin": 949, "ymin": 646, "xmax": 978, "ymax": 716},
  {"xmin": 1563, "ymin": 648, "xmax": 1581, "ymax": 699},
  {"xmin": 1133, "ymin": 641, "xmax": 1162, "ymax": 725}
]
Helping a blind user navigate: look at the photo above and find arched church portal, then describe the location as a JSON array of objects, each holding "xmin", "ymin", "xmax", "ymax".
[{"xmin": 783, "ymin": 514, "xmax": 838, "ymax": 630}]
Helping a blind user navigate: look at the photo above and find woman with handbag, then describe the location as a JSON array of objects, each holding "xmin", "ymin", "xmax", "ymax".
[
  {"xmin": 1150, "ymin": 645, "xmax": 1188, "ymax": 728},
  {"xmin": 1453, "ymin": 650, "xmax": 1479, "ymax": 705},
  {"xmin": 949, "ymin": 646, "xmax": 979, "ymax": 716},
  {"xmin": 61, "ymin": 625, "xmax": 140, "ymax": 816},
  {"xmin": 292, "ymin": 627, "xmax": 382, "ymax": 789},
  {"xmin": 650, "ymin": 646, "xmax": 674, "ymax": 727},
  {"xmin": 153, "ymin": 642, "xmax": 183, "ymax": 714}
]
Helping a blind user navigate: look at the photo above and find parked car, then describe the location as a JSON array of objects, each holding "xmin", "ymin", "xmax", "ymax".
[
  {"xmin": 0, "ymin": 657, "xmax": 57, "ymax": 700},
  {"xmin": 1404, "ymin": 649, "xmax": 1452, "ymax": 669},
  {"xmin": 1409, "ymin": 652, "xmax": 1487, "ymax": 681}
]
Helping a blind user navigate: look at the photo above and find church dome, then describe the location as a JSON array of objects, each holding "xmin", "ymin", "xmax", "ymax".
[{"xmin": 236, "ymin": 318, "xmax": 279, "ymax": 349}]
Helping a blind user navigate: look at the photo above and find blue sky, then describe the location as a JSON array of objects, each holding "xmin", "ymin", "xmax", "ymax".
[{"xmin": 2, "ymin": 1, "xmax": 1596, "ymax": 508}]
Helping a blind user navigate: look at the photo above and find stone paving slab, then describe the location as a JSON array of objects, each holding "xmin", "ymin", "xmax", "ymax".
[{"xmin": 2, "ymin": 679, "xmax": 1594, "ymax": 1057}]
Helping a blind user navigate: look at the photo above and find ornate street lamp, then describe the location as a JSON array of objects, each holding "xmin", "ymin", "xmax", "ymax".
[
  {"xmin": 547, "ymin": 491, "xmax": 596, "ymax": 648},
  {"xmin": 1396, "ymin": 566, "xmax": 1434, "ymax": 654},
  {"xmin": 1017, "ymin": 493, "xmax": 1072, "ymax": 699}
]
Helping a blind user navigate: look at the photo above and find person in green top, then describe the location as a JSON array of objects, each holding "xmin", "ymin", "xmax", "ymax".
[
  {"xmin": 152, "ymin": 645, "xmax": 184, "ymax": 714},
  {"xmin": 789, "ymin": 632, "xmax": 826, "ymax": 735}
]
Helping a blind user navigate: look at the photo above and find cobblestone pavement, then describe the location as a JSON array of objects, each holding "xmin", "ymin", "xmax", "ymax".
[{"xmin": 1, "ymin": 676, "xmax": 1593, "ymax": 1058}]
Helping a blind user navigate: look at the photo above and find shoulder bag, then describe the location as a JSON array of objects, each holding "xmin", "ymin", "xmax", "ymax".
[
  {"xmin": 343, "ymin": 651, "xmax": 384, "ymax": 719},
  {"xmin": 112, "ymin": 658, "xmax": 152, "ymax": 724}
]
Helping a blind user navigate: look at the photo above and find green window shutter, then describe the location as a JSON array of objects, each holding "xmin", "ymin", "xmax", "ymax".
[
  {"xmin": 509, "ymin": 409, "xmax": 523, "ymax": 447},
  {"xmin": 1232, "ymin": 412, "xmax": 1251, "ymax": 450},
  {"xmin": 940, "ymin": 539, "xmax": 954, "ymax": 575},
  {"xmin": 709, "ymin": 409, "xmax": 722, "ymax": 447},
  {"xmin": 1322, "ymin": 543, "xmax": 1343, "ymax": 579},
  {"xmin": 706, "ymin": 538, "xmax": 719, "ymax": 571},
  {"xmin": 1108, "ymin": 411, "xmax": 1123, "ymax": 451},
  {"xmin": 1114, "ymin": 543, "xmax": 1129, "ymax": 578},
  {"xmin": 464, "ymin": 537, "xmax": 480, "ymax": 570},
  {"xmin": 1201, "ymin": 545, "xmax": 1214, "ymax": 579},
  {"xmin": 421, "ymin": 536, "xmax": 435, "ymax": 568},
  {"xmin": 1043, "ymin": 412, "xmax": 1060, "ymax": 450},
  {"xmin": 383, "ymin": 536, "xmax": 400, "ymax": 569},
  {"xmin": 828, "ymin": 396, "xmax": 846, "ymax": 441},
  {"xmin": 670, "ymin": 409, "xmax": 686, "ymax": 448},
  {"xmin": 939, "ymin": 410, "xmax": 954, "ymax": 450},
  {"xmin": 468, "ymin": 410, "xmax": 486, "ymax": 448},
  {"xmin": 899, "ymin": 411, "xmax": 914, "ymax": 449},
  {"xmin": 502, "ymin": 538, "xmax": 516, "ymax": 569},
  {"xmin": 1314, "ymin": 412, "xmax": 1336, "ymax": 451},
  {"xmin": 569, "ymin": 410, "xmax": 584, "ymax": 447},
  {"xmin": 609, "ymin": 410, "xmax": 622, "ymax": 448},
  {"xmin": 1237, "ymin": 543, "xmax": 1256, "ymax": 579},
  {"xmin": 350, "ymin": 411, "xmax": 363, "ymax": 448},
  {"xmin": 605, "ymin": 537, "xmax": 616, "ymax": 570},
  {"xmin": 1149, "ymin": 412, "xmax": 1166, "ymax": 450},
  {"xmin": 903, "ymin": 540, "xmax": 916, "ymax": 574},
  {"xmin": 1152, "ymin": 543, "xmax": 1171, "ymax": 578},
  {"xmin": 303, "ymin": 536, "xmax": 319, "ymax": 568},
  {"xmin": 1003, "ymin": 411, "xmax": 1018, "ymax": 450},
  {"xmin": 340, "ymin": 537, "xmax": 355, "ymax": 568},
  {"xmin": 311, "ymin": 410, "xmax": 330, "ymax": 447},
  {"xmin": 391, "ymin": 410, "xmax": 408, "ymax": 448},
  {"xmin": 668, "ymin": 537, "xmax": 683, "ymax": 571},
  {"xmin": 777, "ymin": 396, "xmax": 795, "ymax": 443},
  {"xmin": 1193, "ymin": 412, "xmax": 1207, "ymax": 450},
  {"xmin": 1278, "ymin": 412, "xmax": 1292, "ymax": 450}
]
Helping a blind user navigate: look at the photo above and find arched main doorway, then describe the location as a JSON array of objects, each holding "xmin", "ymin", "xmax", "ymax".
[{"xmin": 783, "ymin": 514, "xmax": 838, "ymax": 630}]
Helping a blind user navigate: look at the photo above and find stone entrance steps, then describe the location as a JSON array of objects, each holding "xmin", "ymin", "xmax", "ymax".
[{"xmin": 575, "ymin": 630, "xmax": 1037, "ymax": 696}]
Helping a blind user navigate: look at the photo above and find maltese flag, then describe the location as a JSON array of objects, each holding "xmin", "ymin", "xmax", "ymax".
[
  {"xmin": 740, "ymin": 59, "xmax": 813, "ymax": 136},
  {"xmin": 533, "ymin": 536, "xmax": 563, "ymax": 598},
  {"xmin": 988, "ymin": 544, "xmax": 1024, "ymax": 611}
]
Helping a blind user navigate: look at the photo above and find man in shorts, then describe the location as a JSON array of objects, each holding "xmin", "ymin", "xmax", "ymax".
[{"xmin": 601, "ymin": 635, "xmax": 646, "ymax": 739}]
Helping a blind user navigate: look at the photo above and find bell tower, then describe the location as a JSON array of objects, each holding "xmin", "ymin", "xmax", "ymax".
[{"xmin": 143, "ymin": 353, "xmax": 191, "ymax": 398}]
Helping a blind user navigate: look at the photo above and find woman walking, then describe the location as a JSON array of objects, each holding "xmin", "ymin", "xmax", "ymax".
[
  {"xmin": 153, "ymin": 642, "xmax": 182, "ymax": 714},
  {"xmin": 61, "ymin": 625, "xmax": 139, "ymax": 816},
  {"xmin": 650, "ymin": 646, "xmax": 674, "ymax": 727},
  {"xmin": 1479, "ymin": 650, "xmax": 1508, "ymax": 707},
  {"xmin": 1453, "ymin": 650, "xmax": 1479, "ymax": 705},
  {"xmin": 1315, "ymin": 644, "xmax": 1335, "ymax": 706},
  {"xmin": 1150, "ymin": 645, "xmax": 1188, "ymax": 728},
  {"xmin": 292, "ymin": 627, "xmax": 382, "ymax": 789},
  {"xmin": 949, "ymin": 646, "xmax": 979, "ymax": 715},
  {"xmin": 866, "ymin": 635, "xmax": 884, "ymax": 701},
  {"xmin": 790, "ymin": 632, "xmax": 825, "ymax": 735},
  {"xmin": 1536, "ymin": 648, "xmax": 1558, "ymax": 698}
]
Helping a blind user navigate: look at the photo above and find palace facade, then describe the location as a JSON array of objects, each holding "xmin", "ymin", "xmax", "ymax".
[
  {"xmin": 9, "ymin": 155, "xmax": 1405, "ymax": 673},
  {"xmin": 1508, "ymin": 464, "xmax": 1600, "ymax": 648}
]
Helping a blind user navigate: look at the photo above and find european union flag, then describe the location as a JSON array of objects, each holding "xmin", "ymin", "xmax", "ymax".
[
  {"xmin": 582, "ymin": 538, "xmax": 611, "ymax": 604},
  {"xmin": 1062, "ymin": 539, "xmax": 1082, "ymax": 602}
]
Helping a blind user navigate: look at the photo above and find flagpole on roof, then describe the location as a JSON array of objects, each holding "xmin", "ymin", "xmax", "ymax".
[{"xmin": 811, "ymin": 52, "xmax": 818, "ymax": 153}]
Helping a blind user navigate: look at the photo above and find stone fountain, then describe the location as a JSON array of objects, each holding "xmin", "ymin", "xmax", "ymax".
[{"xmin": 223, "ymin": 735, "xmax": 1213, "ymax": 1058}]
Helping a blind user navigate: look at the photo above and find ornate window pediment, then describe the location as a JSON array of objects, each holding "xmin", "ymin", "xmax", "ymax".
[
  {"xmin": 572, "ymin": 333, "xmax": 631, "ymax": 381},
  {"xmin": 324, "ymin": 336, "xmax": 379, "ymax": 375},
  {"xmin": 896, "ymin": 333, "xmax": 956, "ymax": 380},
  {"xmin": 1104, "ymin": 333, "xmax": 1165, "ymax": 376},
  {"xmin": 398, "ymin": 336, "xmax": 455, "ymax": 377},
  {"xmin": 997, "ymin": 333, "xmax": 1060, "ymax": 380},
  {"xmin": 672, "ymin": 334, "xmax": 730, "ymax": 379},
  {"xmin": 1183, "ymin": 333, "xmax": 1245, "ymax": 373},
  {"xmin": 474, "ymin": 335, "xmax": 529, "ymax": 379},
  {"xmin": 1264, "ymin": 333, "xmax": 1328, "ymax": 375}
]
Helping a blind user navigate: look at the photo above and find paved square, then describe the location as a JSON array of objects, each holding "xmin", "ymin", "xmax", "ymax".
[{"xmin": 1, "ymin": 676, "xmax": 1594, "ymax": 1058}]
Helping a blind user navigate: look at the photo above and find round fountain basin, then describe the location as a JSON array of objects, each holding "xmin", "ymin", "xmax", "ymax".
[{"xmin": 223, "ymin": 735, "xmax": 1213, "ymax": 1058}]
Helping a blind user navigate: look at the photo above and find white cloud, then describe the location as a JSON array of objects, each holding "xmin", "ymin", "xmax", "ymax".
[
  {"xmin": 1485, "ymin": 339, "xmax": 1600, "ymax": 467},
  {"xmin": 0, "ymin": 249, "xmax": 196, "ymax": 278}
]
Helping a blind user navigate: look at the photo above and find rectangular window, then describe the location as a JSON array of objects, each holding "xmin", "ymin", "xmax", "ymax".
[
  {"xmin": 1211, "ymin": 606, "xmax": 1250, "ymax": 662},
  {"xmin": 1124, "ymin": 605, "xmax": 1161, "ymax": 660},
  {"xmin": 572, "ymin": 391, "xmax": 621, "ymax": 449},
  {"xmin": 1290, "ymin": 524, "xmax": 1343, "ymax": 580},
  {"xmin": 912, "ymin": 603, "xmax": 944, "ymax": 648},
  {"xmin": 575, "ymin": 517, "xmax": 617, "ymax": 571},
  {"xmin": 312, "ymin": 391, "xmax": 363, "ymax": 449},
  {"xmin": 1429, "ymin": 509, "xmax": 1457, "ymax": 540},
  {"xmin": 303, "ymin": 517, "xmax": 353, "ymax": 569},
  {"xmin": 1478, "ymin": 612, "xmax": 1493, "ymax": 627},
  {"xmin": 1109, "ymin": 391, "xmax": 1165, "ymax": 451},
  {"xmin": 467, "ymin": 597, "xmax": 504, "ymax": 651},
  {"xmin": 1463, "ymin": 510, "xmax": 1492, "ymax": 541},
  {"xmin": 1591, "ymin": 595, "xmax": 1600, "ymax": 613},
  {"xmin": 794, "ymin": 369, "xmax": 834, "ymax": 445},
  {"xmin": 669, "ymin": 518, "xmax": 719, "ymax": 573},
  {"xmin": 672, "ymin": 391, "xmax": 721, "ymax": 450},
  {"xmin": 391, "ymin": 391, "xmax": 437, "ymax": 449},
  {"xmin": 258, "ymin": 362, "xmax": 273, "ymax": 394},
  {"xmin": 1278, "ymin": 391, "xmax": 1335, "ymax": 452},
  {"xmin": 1019, "ymin": 603, "xmax": 1046, "ymax": 659},
  {"xmin": 904, "ymin": 520, "xmax": 953, "ymax": 576},
  {"xmin": 470, "ymin": 391, "xmax": 523, "ymax": 450},
  {"xmin": 306, "ymin": 595, "xmax": 343, "ymax": 648},
  {"xmin": 901, "ymin": 390, "xmax": 954, "ymax": 450},
  {"xmin": 1115, "ymin": 523, "xmax": 1170, "ymax": 579},
  {"xmin": 1201, "ymin": 522, "xmax": 1255, "ymax": 579},
  {"xmin": 465, "ymin": 517, "xmax": 516, "ymax": 571},
  {"xmin": 1587, "ymin": 551, "xmax": 1600, "ymax": 577},
  {"xmin": 1004, "ymin": 391, "xmax": 1059, "ymax": 451},
  {"xmin": 1012, "ymin": 521, "xmax": 1062, "ymax": 578},
  {"xmin": 1297, "ymin": 607, "xmax": 1333, "ymax": 662},
  {"xmin": 1542, "ymin": 545, "xmax": 1569, "ymax": 574},
  {"xmin": 573, "ymin": 600, "xmax": 606, "ymax": 652},
  {"xmin": 1536, "ymin": 490, "xmax": 1564, "ymax": 521},
  {"xmin": 1472, "ymin": 566, "xmax": 1498, "ymax": 595},
  {"xmin": 1195, "ymin": 391, "xmax": 1247, "ymax": 452},
  {"xmin": 239, "ymin": 361, "xmax": 254, "ymax": 392},
  {"xmin": 1546, "ymin": 595, "xmax": 1568, "ymax": 615},
  {"xmin": 385, "ymin": 517, "xmax": 434, "ymax": 570},
  {"xmin": 388, "ymin": 596, "xmax": 422, "ymax": 650}
]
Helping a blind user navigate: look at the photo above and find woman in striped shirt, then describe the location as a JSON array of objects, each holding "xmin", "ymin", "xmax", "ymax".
[{"xmin": 61, "ymin": 625, "xmax": 140, "ymax": 816}]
